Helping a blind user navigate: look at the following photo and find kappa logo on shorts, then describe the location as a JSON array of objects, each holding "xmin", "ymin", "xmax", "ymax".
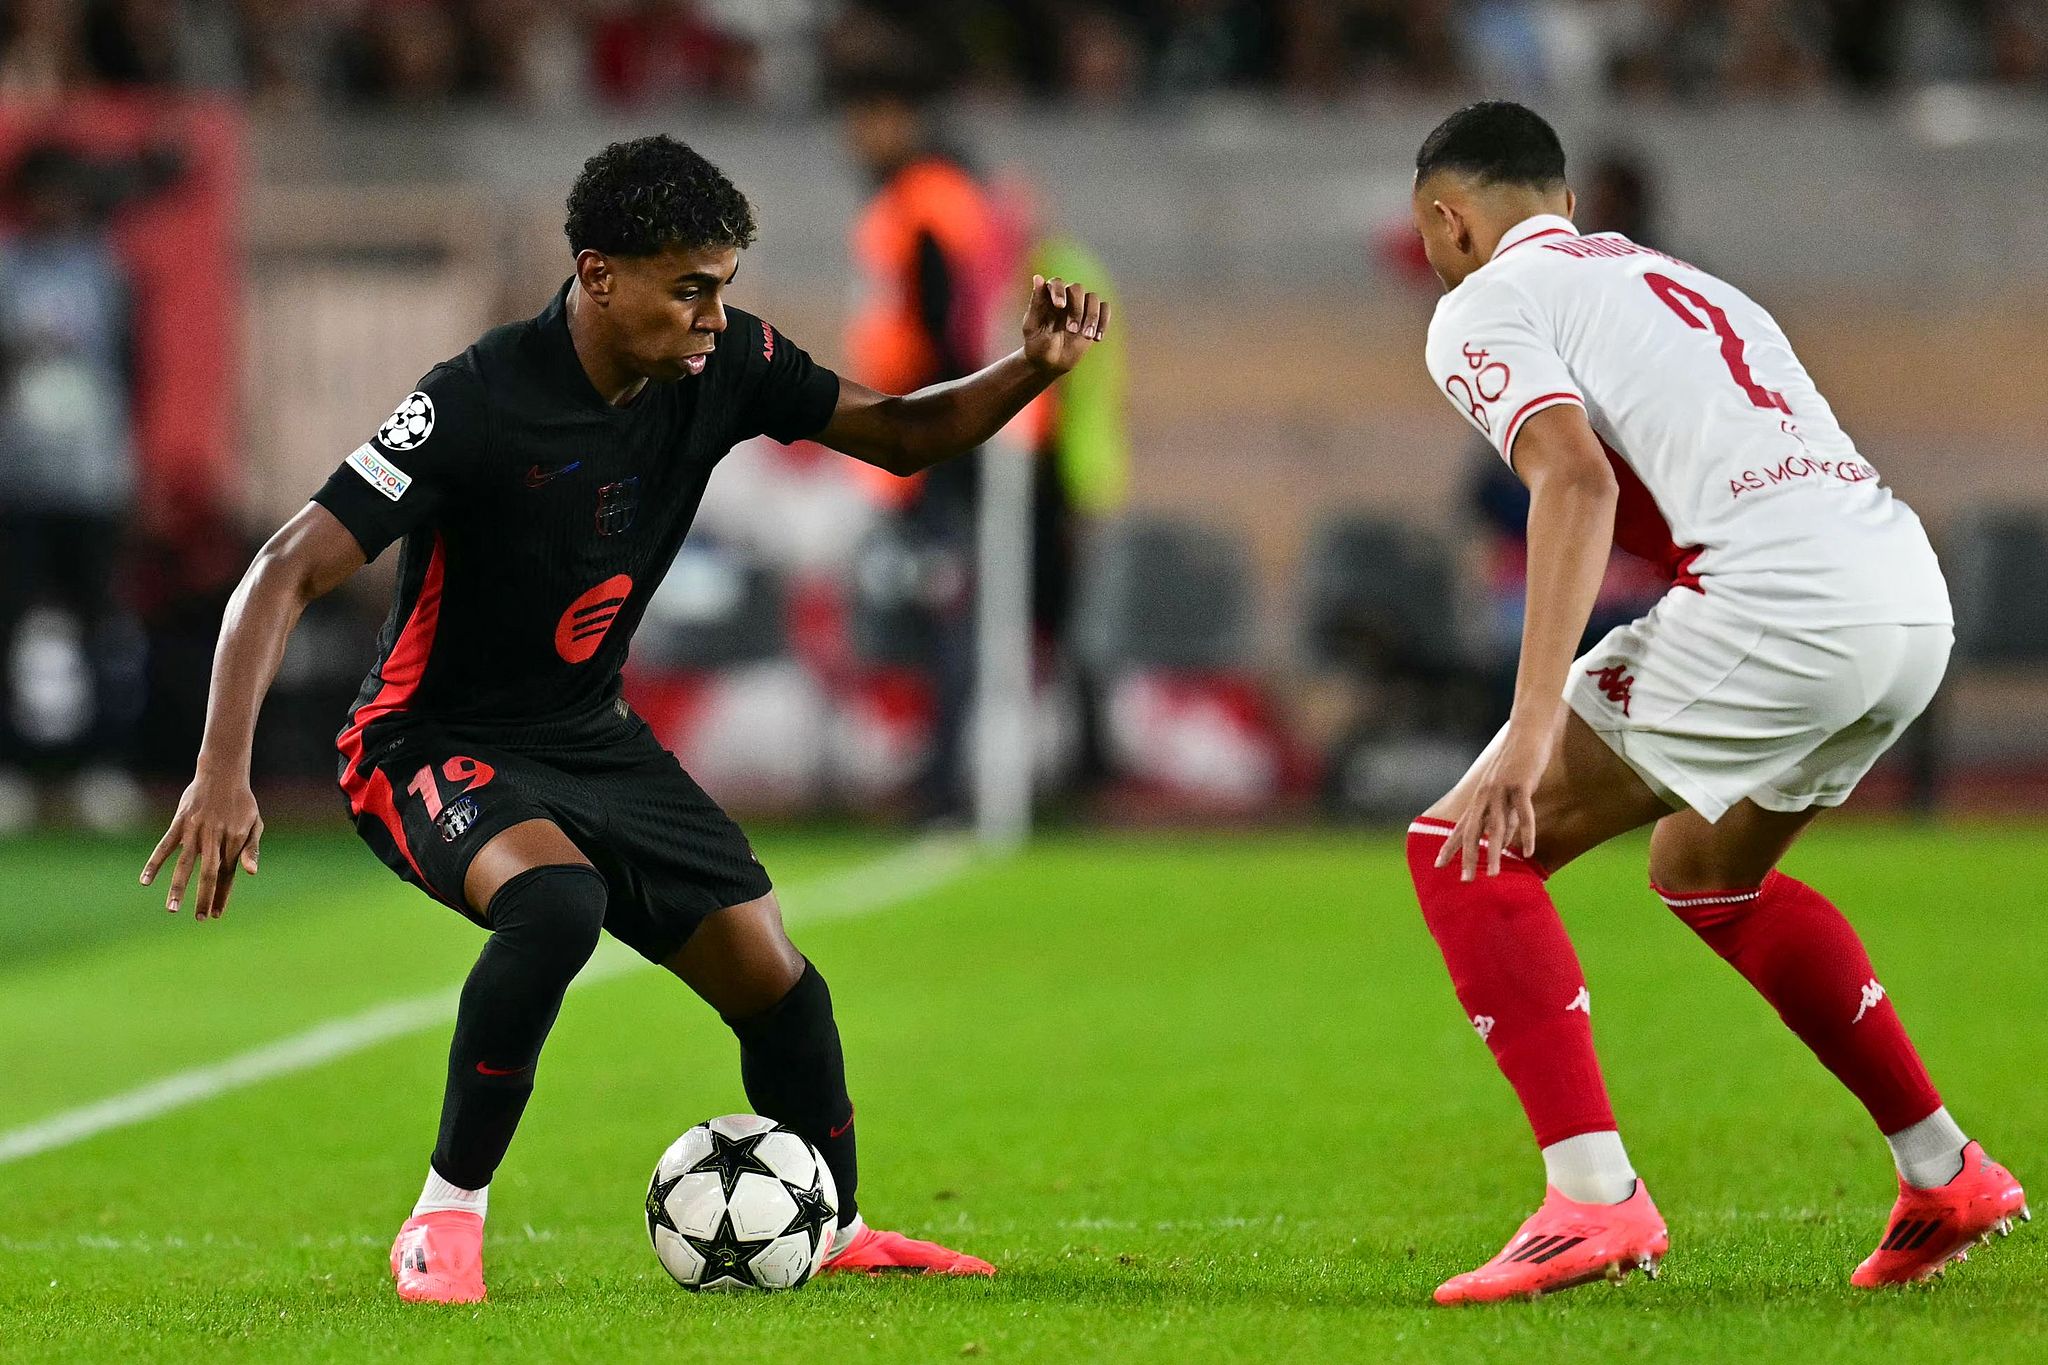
[
  {"xmin": 1586, "ymin": 665, "xmax": 1635, "ymax": 716},
  {"xmin": 436, "ymin": 794, "xmax": 481, "ymax": 842}
]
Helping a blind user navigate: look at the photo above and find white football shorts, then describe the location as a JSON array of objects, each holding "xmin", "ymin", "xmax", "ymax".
[{"xmin": 1564, "ymin": 589, "xmax": 1952, "ymax": 823}]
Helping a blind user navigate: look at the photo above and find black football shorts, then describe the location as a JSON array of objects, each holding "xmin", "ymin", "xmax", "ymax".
[{"xmin": 337, "ymin": 698, "xmax": 771, "ymax": 962}]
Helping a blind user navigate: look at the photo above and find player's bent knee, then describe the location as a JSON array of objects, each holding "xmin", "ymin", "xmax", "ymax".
[
  {"xmin": 665, "ymin": 893, "xmax": 806, "ymax": 1017},
  {"xmin": 464, "ymin": 818, "xmax": 593, "ymax": 916},
  {"xmin": 485, "ymin": 863, "xmax": 608, "ymax": 968}
]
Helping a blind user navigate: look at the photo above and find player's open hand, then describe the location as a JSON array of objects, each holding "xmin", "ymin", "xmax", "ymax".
[
  {"xmin": 141, "ymin": 774, "xmax": 263, "ymax": 921},
  {"xmin": 1437, "ymin": 725, "xmax": 1548, "ymax": 882},
  {"xmin": 1022, "ymin": 275, "xmax": 1110, "ymax": 376}
]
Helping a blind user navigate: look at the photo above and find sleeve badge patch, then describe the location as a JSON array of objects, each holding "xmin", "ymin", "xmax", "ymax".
[
  {"xmin": 377, "ymin": 391, "xmax": 436, "ymax": 451},
  {"xmin": 346, "ymin": 442, "xmax": 413, "ymax": 501}
]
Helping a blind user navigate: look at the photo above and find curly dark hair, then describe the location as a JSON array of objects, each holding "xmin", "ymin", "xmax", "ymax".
[{"xmin": 564, "ymin": 135, "xmax": 757, "ymax": 257}]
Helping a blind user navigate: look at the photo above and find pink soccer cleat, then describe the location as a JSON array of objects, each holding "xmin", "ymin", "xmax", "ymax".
[
  {"xmin": 390, "ymin": 1209, "xmax": 487, "ymax": 1304},
  {"xmin": 820, "ymin": 1218, "xmax": 996, "ymax": 1276},
  {"xmin": 1852, "ymin": 1142, "xmax": 2028, "ymax": 1287},
  {"xmin": 1434, "ymin": 1182, "xmax": 1668, "ymax": 1305}
]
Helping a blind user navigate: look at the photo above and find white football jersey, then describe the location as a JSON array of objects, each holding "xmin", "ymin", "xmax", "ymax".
[{"xmin": 1425, "ymin": 214, "xmax": 1951, "ymax": 628}]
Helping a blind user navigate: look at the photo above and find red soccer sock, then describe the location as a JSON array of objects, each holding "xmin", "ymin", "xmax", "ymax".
[
  {"xmin": 1407, "ymin": 820, "xmax": 1617, "ymax": 1148},
  {"xmin": 1657, "ymin": 871, "xmax": 1941, "ymax": 1134}
]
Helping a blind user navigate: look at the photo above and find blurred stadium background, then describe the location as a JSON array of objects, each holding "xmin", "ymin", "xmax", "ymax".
[{"xmin": 4, "ymin": 0, "xmax": 2048, "ymax": 837}]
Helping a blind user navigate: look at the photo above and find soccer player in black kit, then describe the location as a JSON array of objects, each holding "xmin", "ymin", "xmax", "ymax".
[{"xmin": 140, "ymin": 136, "xmax": 1109, "ymax": 1302}]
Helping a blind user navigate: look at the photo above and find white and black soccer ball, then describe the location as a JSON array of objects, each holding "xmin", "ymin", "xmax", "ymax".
[{"xmin": 645, "ymin": 1114, "xmax": 839, "ymax": 1292}]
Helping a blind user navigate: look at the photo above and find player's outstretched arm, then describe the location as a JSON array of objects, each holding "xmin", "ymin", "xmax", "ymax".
[
  {"xmin": 1438, "ymin": 405, "xmax": 1617, "ymax": 881},
  {"xmin": 141, "ymin": 503, "xmax": 367, "ymax": 920},
  {"xmin": 816, "ymin": 274, "xmax": 1110, "ymax": 475}
]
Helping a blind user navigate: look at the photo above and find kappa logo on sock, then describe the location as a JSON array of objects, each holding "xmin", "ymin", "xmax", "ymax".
[
  {"xmin": 1567, "ymin": 986, "xmax": 1591, "ymax": 1015},
  {"xmin": 1472, "ymin": 1014, "xmax": 1496, "ymax": 1042},
  {"xmin": 1854, "ymin": 977, "xmax": 1886, "ymax": 1023}
]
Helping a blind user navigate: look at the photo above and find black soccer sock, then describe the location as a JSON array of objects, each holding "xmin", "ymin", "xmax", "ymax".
[
  {"xmin": 430, "ymin": 864, "xmax": 608, "ymax": 1192},
  {"xmin": 726, "ymin": 960, "xmax": 859, "ymax": 1225}
]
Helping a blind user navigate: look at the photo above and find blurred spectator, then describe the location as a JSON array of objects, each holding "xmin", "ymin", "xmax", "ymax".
[
  {"xmin": 1580, "ymin": 145, "xmax": 1659, "ymax": 243},
  {"xmin": 1020, "ymin": 222, "xmax": 1129, "ymax": 797},
  {"xmin": 1151, "ymin": 0, "xmax": 1273, "ymax": 94},
  {"xmin": 235, "ymin": 0, "xmax": 336, "ymax": 109},
  {"xmin": 0, "ymin": 145, "xmax": 147, "ymax": 832},
  {"xmin": 1063, "ymin": 7, "xmax": 1147, "ymax": 103},
  {"xmin": 591, "ymin": 0, "xmax": 755, "ymax": 105},
  {"xmin": 1986, "ymin": 0, "xmax": 2048, "ymax": 83},
  {"xmin": 836, "ymin": 52, "xmax": 1009, "ymax": 822},
  {"xmin": 339, "ymin": 0, "xmax": 467, "ymax": 103},
  {"xmin": 0, "ymin": 0, "xmax": 85, "ymax": 98},
  {"xmin": 0, "ymin": 0, "xmax": 2036, "ymax": 110},
  {"xmin": 83, "ymin": 0, "xmax": 246, "ymax": 90}
]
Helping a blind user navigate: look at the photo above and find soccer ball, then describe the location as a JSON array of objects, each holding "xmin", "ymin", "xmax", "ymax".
[{"xmin": 645, "ymin": 1114, "xmax": 839, "ymax": 1291}]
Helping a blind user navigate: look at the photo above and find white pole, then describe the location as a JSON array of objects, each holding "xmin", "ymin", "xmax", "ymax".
[{"xmin": 972, "ymin": 434, "xmax": 1035, "ymax": 850}]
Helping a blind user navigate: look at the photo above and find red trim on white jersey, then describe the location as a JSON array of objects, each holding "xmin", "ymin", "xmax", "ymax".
[
  {"xmin": 1493, "ymin": 226, "xmax": 1575, "ymax": 259},
  {"xmin": 1500, "ymin": 391, "xmax": 1586, "ymax": 466}
]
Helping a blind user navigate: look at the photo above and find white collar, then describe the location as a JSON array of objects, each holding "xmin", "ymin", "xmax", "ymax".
[{"xmin": 1490, "ymin": 214, "xmax": 1579, "ymax": 262}]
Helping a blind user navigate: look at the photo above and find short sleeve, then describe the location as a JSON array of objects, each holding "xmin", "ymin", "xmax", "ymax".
[
  {"xmin": 1424, "ymin": 279, "xmax": 1584, "ymax": 469},
  {"xmin": 311, "ymin": 363, "xmax": 488, "ymax": 560},
  {"xmin": 727, "ymin": 312, "xmax": 840, "ymax": 445}
]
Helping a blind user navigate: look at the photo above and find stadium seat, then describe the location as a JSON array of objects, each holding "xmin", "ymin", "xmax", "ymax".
[
  {"xmin": 1297, "ymin": 513, "xmax": 1489, "ymax": 819},
  {"xmin": 1898, "ymin": 504, "xmax": 2048, "ymax": 810},
  {"xmin": 1071, "ymin": 514, "xmax": 1254, "ymax": 672},
  {"xmin": 1948, "ymin": 506, "xmax": 2048, "ymax": 666},
  {"xmin": 1297, "ymin": 514, "xmax": 1463, "ymax": 677}
]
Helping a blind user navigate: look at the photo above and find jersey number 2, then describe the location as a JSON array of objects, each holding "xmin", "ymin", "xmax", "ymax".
[
  {"xmin": 1644, "ymin": 272, "xmax": 1792, "ymax": 415},
  {"xmin": 406, "ymin": 756, "xmax": 495, "ymax": 820}
]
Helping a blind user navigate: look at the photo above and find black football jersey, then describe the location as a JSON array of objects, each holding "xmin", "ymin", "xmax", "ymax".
[{"xmin": 312, "ymin": 281, "xmax": 839, "ymax": 735}]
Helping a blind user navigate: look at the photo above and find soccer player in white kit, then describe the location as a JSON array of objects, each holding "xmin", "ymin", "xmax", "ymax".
[{"xmin": 1401, "ymin": 102, "xmax": 2027, "ymax": 1304}]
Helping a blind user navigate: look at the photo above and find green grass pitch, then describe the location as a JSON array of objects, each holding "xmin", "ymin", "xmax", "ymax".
[{"xmin": 1, "ymin": 823, "xmax": 2043, "ymax": 1362}]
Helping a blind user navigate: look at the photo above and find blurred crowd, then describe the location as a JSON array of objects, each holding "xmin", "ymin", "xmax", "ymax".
[{"xmin": 0, "ymin": 0, "xmax": 2041, "ymax": 110}]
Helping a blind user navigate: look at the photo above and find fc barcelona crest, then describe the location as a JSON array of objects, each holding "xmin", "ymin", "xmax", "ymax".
[
  {"xmin": 436, "ymin": 794, "xmax": 480, "ymax": 843},
  {"xmin": 595, "ymin": 477, "xmax": 640, "ymax": 536}
]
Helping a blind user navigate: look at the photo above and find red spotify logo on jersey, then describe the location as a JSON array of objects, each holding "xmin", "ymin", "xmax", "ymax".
[{"xmin": 555, "ymin": 574, "xmax": 633, "ymax": 663}]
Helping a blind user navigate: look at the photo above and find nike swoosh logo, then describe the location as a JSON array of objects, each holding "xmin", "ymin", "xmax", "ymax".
[
  {"xmin": 523, "ymin": 460, "xmax": 582, "ymax": 488},
  {"xmin": 829, "ymin": 1109, "xmax": 855, "ymax": 1139},
  {"xmin": 475, "ymin": 1061, "xmax": 533, "ymax": 1077}
]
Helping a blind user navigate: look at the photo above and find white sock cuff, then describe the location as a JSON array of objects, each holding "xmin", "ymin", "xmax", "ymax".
[
  {"xmin": 1541, "ymin": 1130, "xmax": 1639, "ymax": 1206},
  {"xmin": 1886, "ymin": 1106, "xmax": 1969, "ymax": 1189},
  {"xmin": 414, "ymin": 1166, "xmax": 489, "ymax": 1219}
]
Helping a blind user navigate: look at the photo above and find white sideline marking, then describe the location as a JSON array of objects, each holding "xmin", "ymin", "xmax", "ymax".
[{"xmin": 0, "ymin": 838, "xmax": 981, "ymax": 1168}]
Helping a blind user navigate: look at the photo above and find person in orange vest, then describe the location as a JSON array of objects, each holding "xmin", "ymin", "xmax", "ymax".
[{"xmin": 837, "ymin": 63, "xmax": 1010, "ymax": 822}]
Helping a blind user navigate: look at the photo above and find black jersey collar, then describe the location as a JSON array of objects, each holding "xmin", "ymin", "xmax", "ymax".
[{"xmin": 542, "ymin": 279, "xmax": 647, "ymax": 415}]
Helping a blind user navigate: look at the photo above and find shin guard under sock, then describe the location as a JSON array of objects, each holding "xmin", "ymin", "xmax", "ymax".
[
  {"xmin": 726, "ymin": 960, "xmax": 859, "ymax": 1224},
  {"xmin": 1658, "ymin": 871, "xmax": 1941, "ymax": 1135},
  {"xmin": 1408, "ymin": 822, "xmax": 1617, "ymax": 1148},
  {"xmin": 431, "ymin": 864, "xmax": 607, "ymax": 1191}
]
